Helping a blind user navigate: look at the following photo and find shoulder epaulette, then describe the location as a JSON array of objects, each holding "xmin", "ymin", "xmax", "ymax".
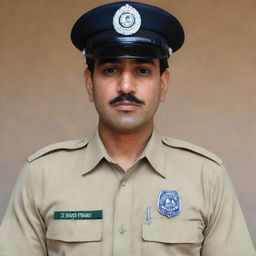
[
  {"xmin": 161, "ymin": 136, "xmax": 222, "ymax": 165},
  {"xmin": 27, "ymin": 137, "xmax": 89, "ymax": 163}
]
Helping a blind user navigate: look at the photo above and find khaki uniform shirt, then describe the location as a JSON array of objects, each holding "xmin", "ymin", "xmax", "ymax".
[{"xmin": 0, "ymin": 129, "xmax": 255, "ymax": 256}]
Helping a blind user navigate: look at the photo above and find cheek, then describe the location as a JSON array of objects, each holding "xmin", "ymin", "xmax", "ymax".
[
  {"xmin": 92, "ymin": 79, "xmax": 116, "ymax": 99},
  {"xmin": 146, "ymin": 82, "xmax": 163, "ymax": 102},
  {"xmin": 92, "ymin": 84, "xmax": 115, "ymax": 113}
]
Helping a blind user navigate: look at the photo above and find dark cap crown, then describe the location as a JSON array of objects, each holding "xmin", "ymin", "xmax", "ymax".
[{"xmin": 71, "ymin": 1, "xmax": 185, "ymax": 59}]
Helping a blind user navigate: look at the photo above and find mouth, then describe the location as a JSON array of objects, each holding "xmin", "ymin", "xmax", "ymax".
[{"xmin": 111, "ymin": 101, "xmax": 142, "ymax": 111}]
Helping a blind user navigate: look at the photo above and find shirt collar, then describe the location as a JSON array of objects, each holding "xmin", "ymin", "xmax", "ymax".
[
  {"xmin": 81, "ymin": 128, "xmax": 166, "ymax": 178},
  {"xmin": 140, "ymin": 128, "xmax": 166, "ymax": 178},
  {"xmin": 81, "ymin": 130, "xmax": 112, "ymax": 175}
]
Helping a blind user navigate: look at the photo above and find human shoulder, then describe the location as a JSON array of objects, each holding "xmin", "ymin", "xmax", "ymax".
[
  {"xmin": 161, "ymin": 136, "xmax": 222, "ymax": 166},
  {"xmin": 27, "ymin": 137, "xmax": 89, "ymax": 163}
]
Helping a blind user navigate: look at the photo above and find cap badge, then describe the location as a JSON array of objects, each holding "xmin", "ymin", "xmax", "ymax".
[
  {"xmin": 113, "ymin": 4, "xmax": 141, "ymax": 35},
  {"xmin": 157, "ymin": 190, "xmax": 181, "ymax": 217}
]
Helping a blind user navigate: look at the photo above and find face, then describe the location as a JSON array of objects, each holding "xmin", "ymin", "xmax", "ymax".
[{"xmin": 84, "ymin": 58, "xmax": 169, "ymax": 133}]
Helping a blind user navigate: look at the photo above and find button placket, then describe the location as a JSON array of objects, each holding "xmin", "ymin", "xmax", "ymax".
[{"xmin": 113, "ymin": 179, "xmax": 132, "ymax": 256}]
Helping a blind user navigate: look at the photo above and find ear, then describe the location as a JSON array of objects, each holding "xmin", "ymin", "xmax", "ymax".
[
  {"xmin": 84, "ymin": 69, "xmax": 94, "ymax": 102},
  {"xmin": 160, "ymin": 70, "xmax": 170, "ymax": 102}
]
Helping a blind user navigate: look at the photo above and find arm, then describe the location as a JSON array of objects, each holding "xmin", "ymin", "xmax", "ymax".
[
  {"xmin": 0, "ymin": 163, "xmax": 47, "ymax": 256},
  {"xmin": 202, "ymin": 164, "xmax": 255, "ymax": 256}
]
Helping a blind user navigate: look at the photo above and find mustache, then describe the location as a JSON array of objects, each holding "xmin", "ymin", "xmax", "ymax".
[{"xmin": 109, "ymin": 93, "xmax": 145, "ymax": 105}]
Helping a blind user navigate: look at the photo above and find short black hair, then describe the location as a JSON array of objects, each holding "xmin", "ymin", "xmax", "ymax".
[{"xmin": 86, "ymin": 57, "xmax": 169, "ymax": 75}]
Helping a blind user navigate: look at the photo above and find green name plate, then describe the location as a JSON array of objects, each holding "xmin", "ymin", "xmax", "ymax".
[{"xmin": 54, "ymin": 210, "xmax": 102, "ymax": 220}]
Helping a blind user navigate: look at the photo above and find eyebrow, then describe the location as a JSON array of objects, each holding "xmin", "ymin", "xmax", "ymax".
[
  {"xmin": 134, "ymin": 58, "xmax": 155, "ymax": 65},
  {"xmin": 95, "ymin": 58, "xmax": 156, "ymax": 67},
  {"xmin": 96, "ymin": 58, "xmax": 119, "ymax": 66}
]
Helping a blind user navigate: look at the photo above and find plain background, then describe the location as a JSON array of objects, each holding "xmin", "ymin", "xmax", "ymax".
[{"xmin": 0, "ymin": 0, "xmax": 255, "ymax": 246}]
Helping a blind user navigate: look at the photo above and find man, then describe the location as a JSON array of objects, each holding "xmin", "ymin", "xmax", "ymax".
[{"xmin": 0, "ymin": 1, "xmax": 255, "ymax": 256}]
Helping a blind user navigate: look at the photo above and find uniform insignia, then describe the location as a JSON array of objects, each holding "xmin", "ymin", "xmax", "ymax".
[
  {"xmin": 113, "ymin": 4, "xmax": 141, "ymax": 35},
  {"xmin": 53, "ymin": 210, "xmax": 102, "ymax": 220},
  {"xmin": 157, "ymin": 190, "xmax": 181, "ymax": 217}
]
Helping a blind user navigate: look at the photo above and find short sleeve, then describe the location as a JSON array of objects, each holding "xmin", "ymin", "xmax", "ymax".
[
  {"xmin": 202, "ymin": 164, "xmax": 255, "ymax": 256},
  {"xmin": 0, "ymin": 163, "xmax": 47, "ymax": 256}
]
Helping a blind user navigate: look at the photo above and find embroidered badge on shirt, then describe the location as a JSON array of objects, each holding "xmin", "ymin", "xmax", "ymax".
[
  {"xmin": 113, "ymin": 4, "xmax": 141, "ymax": 35},
  {"xmin": 157, "ymin": 190, "xmax": 181, "ymax": 217}
]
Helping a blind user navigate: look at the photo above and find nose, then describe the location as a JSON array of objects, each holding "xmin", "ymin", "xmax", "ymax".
[{"xmin": 116, "ymin": 71, "xmax": 136, "ymax": 95}]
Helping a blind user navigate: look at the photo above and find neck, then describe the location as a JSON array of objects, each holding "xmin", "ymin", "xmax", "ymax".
[{"xmin": 98, "ymin": 122, "xmax": 153, "ymax": 169}]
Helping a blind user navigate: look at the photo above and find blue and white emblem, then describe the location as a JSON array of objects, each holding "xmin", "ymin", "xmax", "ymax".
[
  {"xmin": 113, "ymin": 4, "xmax": 141, "ymax": 35},
  {"xmin": 157, "ymin": 190, "xmax": 181, "ymax": 217}
]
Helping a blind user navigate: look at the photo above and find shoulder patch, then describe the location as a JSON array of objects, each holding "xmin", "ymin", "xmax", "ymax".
[
  {"xmin": 161, "ymin": 136, "xmax": 222, "ymax": 165},
  {"xmin": 27, "ymin": 137, "xmax": 89, "ymax": 163}
]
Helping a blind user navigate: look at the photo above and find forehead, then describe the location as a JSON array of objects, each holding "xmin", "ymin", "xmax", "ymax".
[{"xmin": 95, "ymin": 58, "xmax": 159, "ymax": 67}]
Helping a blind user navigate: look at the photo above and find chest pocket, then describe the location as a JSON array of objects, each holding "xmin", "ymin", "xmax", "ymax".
[
  {"xmin": 46, "ymin": 220, "xmax": 102, "ymax": 242},
  {"xmin": 142, "ymin": 219, "xmax": 204, "ymax": 256},
  {"xmin": 46, "ymin": 220, "xmax": 102, "ymax": 255}
]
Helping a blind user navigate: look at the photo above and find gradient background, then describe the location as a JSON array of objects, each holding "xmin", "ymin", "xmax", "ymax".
[{"xmin": 0, "ymin": 0, "xmax": 255, "ymax": 246}]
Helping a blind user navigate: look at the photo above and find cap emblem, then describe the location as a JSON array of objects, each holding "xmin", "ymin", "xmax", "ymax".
[{"xmin": 113, "ymin": 4, "xmax": 141, "ymax": 35}]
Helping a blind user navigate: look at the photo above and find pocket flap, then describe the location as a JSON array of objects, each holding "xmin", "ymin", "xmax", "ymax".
[
  {"xmin": 46, "ymin": 220, "xmax": 102, "ymax": 242},
  {"xmin": 142, "ymin": 219, "xmax": 203, "ymax": 244}
]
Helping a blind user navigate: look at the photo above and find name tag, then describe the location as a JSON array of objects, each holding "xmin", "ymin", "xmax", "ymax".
[{"xmin": 53, "ymin": 210, "xmax": 102, "ymax": 220}]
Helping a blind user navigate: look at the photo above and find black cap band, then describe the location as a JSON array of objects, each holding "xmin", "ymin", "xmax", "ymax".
[
  {"xmin": 86, "ymin": 43, "xmax": 169, "ymax": 59},
  {"xmin": 85, "ymin": 30, "xmax": 170, "ymax": 59}
]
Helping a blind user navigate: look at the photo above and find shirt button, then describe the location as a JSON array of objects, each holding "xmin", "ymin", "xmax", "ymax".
[
  {"xmin": 119, "ymin": 224, "xmax": 127, "ymax": 234},
  {"xmin": 121, "ymin": 181, "xmax": 127, "ymax": 186}
]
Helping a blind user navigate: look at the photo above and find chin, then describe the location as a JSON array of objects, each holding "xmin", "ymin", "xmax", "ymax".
[{"xmin": 106, "ymin": 116, "xmax": 152, "ymax": 133}]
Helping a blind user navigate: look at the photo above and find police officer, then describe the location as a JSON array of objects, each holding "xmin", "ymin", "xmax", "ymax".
[{"xmin": 0, "ymin": 1, "xmax": 255, "ymax": 256}]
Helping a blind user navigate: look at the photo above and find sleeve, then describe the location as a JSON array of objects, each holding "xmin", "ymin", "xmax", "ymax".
[
  {"xmin": 0, "ymin": 162, "xmax": 47, "ymax": 256},
  {"xmin": 201, "ymin": 164, "xmax": 255, "ymax": 256}
]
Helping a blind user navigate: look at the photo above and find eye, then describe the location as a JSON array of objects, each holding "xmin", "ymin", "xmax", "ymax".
[
  {"xmin": 137, "ymin": 67, "xmax": 151, "ymax": 74},
  {"xmin": 103, "ymin": 67, "xmax": 118, "ymax": 74}
]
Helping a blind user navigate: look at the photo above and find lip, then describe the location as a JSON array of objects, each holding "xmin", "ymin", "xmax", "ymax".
[{"xmin": 111, "ymin": 101, "xmax": 142, "ymax": 111}]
